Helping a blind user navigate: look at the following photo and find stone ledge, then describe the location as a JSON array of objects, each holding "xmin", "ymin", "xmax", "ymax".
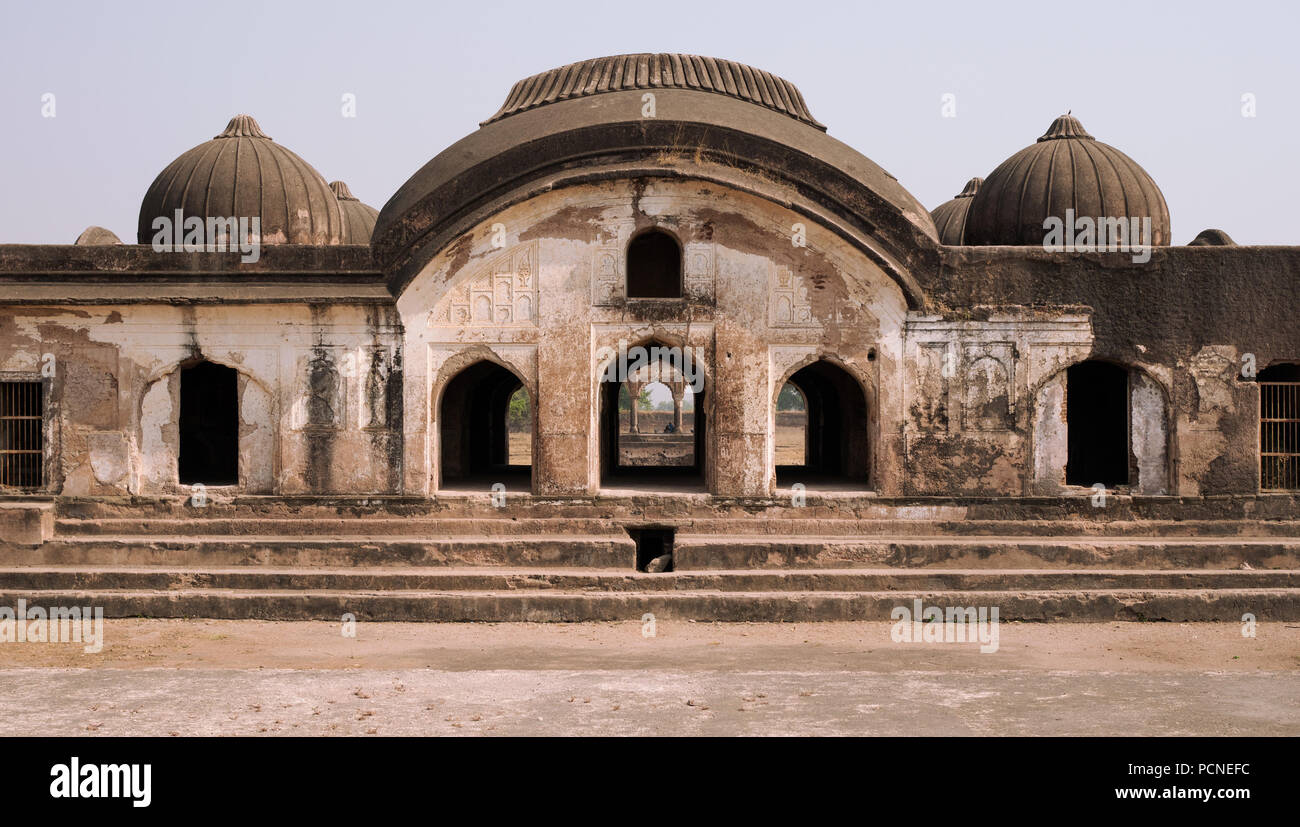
[{"xmin": 0, "ymin": 501, "xmax": 54, "ymax": 546}]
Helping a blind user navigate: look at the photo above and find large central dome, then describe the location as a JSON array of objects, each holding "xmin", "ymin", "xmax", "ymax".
[
  {"xmin": 483, "ymin": 53, "xmax": 826, "ymax": 130},
  {"xmin": 375, "ymin": 53, "xmax": 941, "ymax": 302}
]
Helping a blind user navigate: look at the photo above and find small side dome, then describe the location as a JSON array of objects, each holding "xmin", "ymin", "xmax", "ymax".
[
  {"xmin": 964, "ymin": 114, "xmax": 1170, "ymax": 246},
  {"xmin": 330, "ymin": 180, "xmax": 379, "ymax": 244},
  {"xmin": 930, "ymin": 177, "xmax": 982, "ymax": 245},
  {"xmin": 75, "ymin": 226, "xmax": 122, "ymax": 245},
  {"xmin": 1188, "ymin": 228, "xmax": 1236, "ymax": 246},
  {"xmin": 137, "ymin": 115, "xmax": 344, "ymax": 245}
]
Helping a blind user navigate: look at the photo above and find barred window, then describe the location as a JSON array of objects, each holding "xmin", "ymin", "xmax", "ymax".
[
  {"xmin": 1260, "ymin": 364, "xmax": 1300, "ymax": 491},
  {"xmin": 0, "ymin": 381, "xmax": 44, "ymax": 488}
]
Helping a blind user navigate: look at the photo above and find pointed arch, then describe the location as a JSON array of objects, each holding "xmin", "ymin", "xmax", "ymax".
[
  {"xmin": 1032, "ymin": 359, "xmax": 1170, "ymax": 494},
  {"xmin": 773, "ymin": 357, "xmax": 871, "ymax": 488},
  {"xmin": 436, "ymin": 357, "xmax": 533, "ymax": 492}
]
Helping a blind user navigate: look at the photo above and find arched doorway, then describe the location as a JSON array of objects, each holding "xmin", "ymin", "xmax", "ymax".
[
  {"xmin": 775, "ymin": 360, "xmax": 870, "ymax": 489},
  {"xmin": 439, "ymin": 360, "xmax": 532, "ymax": 492},
  {"xmin": 599, "ymin": 343, "xmax": 704, "ymax": 489},
  {"xmin": 1260, "ymin": 363, "xmax": 1300, "ymax": 490},
  {"xmin": 178, "ymin": 360, "xmax": 239, "ymax": 485},
  {"xmin": 1034, "ymin": 360, "xmax": 1168, "ymax": 494},
  {"xmin": 1065, "ymin": 360, "xmax": 1129, "ymax": 487}
]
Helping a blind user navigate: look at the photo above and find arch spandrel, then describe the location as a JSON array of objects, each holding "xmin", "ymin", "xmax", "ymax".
[
  {"xmin": 376, "ymin": 88, "xmax": 939, "ymax": 308},
  {"xmin": 397, "ymin": 179, "xmax": 913, "ymax": 344},
  {"xmin": 424, "ymin": 241, "xmax": 541, "ymax": 331}
]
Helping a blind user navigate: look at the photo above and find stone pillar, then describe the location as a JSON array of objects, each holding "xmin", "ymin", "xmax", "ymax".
[
  {"xmin": 709, "ymin": 319, "xmax": 768, "ymax": 497},
  {"xmin": 626, "ymin": 381, "xmax": 644, "ymax": 434},
  {"xmin": 670, "ymin": 380, "xmax": 685, "ymax": 431}
]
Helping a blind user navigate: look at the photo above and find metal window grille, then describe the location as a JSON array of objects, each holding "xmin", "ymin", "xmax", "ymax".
[
  {"xmin": 1261, "ymin": 381, "xmax": 1299, "ymax": 490},
  {"xmin": 0, "ymin": 381, "xmax": 44, "ymax": 488}
]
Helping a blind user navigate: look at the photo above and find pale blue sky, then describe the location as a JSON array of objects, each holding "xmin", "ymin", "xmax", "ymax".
[{"xmin": 1, "ymin": 0, "xmax": 1295, "ymax": 245}]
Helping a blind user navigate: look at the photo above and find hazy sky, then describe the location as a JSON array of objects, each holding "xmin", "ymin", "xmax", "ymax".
[{"xmin": 1, "ymin": 0, "xmax": 1295, "ymax": 245}]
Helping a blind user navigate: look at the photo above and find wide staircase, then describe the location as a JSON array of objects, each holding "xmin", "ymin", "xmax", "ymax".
[{"xmin": 2, "ymin": 494, "xmax": 1299, "ymax": 621}]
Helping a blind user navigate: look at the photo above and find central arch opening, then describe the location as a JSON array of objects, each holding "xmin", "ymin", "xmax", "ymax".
[
  {"xmin": 600, "ymin": 344, "xmax": 704, "ymax": 491},
  {"xmin": 775, "ymin": 360, "xmax": 870, "ymax": 490},
  {"xmin": 178, "ymin": 360, "xmax": 239, "ymax": 486},
  {"xmin": 439, "ymin": 360, "xmax": 532, "ymax": 492}
]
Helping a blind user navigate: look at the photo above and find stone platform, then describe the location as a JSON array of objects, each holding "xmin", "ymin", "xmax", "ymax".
[{"xmin": 1, "ymin": 494, "xmax": 1298, "ymax": 621}]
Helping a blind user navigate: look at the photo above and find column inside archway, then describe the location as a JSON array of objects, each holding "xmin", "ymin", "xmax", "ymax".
[
  {"xmin": 626, "ymin": 380, "xmax": 644, "ymax": 434},
  {"xmin": 669, "ymin": 379, "xmax": 685, "ymax": 431}
]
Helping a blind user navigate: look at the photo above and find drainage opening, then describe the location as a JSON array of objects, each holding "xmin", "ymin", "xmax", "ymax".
[{"xmin": 629, "ymin": 527, "xmax": 675, "ymax": 572}]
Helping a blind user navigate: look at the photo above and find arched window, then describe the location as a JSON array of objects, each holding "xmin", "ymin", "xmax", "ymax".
[
  {"xmin": 439, "ymin": 360, "xmax": 531, "ymax": 491},
  {"xmin": 179, "ymin": 361, "xmax": 239, "ymax": 485},
  {"xmin": 775, "ymin": 361, "xmax": 870, "ymax": 487},
  {"xmin": 626, "ymin": 230, "xmax": 682, "ymax": 299},
  {"xmin": 1260, "ymin": 363, "xmax": 1300, "ymax": 490},
  {"xmin": 1065, "ymin": 360, "xmax": 1128, "ymax": 487}
]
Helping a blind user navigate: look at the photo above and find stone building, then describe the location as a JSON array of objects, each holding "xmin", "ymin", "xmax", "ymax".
[{"xmin": 1, "ymin": 54, "xmax": 1297, "ymax": 620}]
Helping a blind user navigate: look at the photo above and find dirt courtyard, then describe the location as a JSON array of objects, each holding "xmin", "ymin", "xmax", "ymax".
[{"xmin": 1, "ymin": 620, "xmax": 1295, "ymax": 736}]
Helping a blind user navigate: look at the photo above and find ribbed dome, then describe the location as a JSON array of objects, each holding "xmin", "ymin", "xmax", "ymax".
[
  {"xmin": 137, "ymin": 115, "xmax": 344, "ymax": 245},
  {"xmin": 75, "ymin": 226, "xmax": 122, "ymax": 245},
  {"xmin": 484, "ymin": 53, "xmax": 825, "ymax": 130},
  {"xmin": 1189, "ymin": 228, "xmax": 1236, "ymax": 246},
  {"xmin": 330, "ymin": 180, "xmax": 379, "ymax": 244},
  {"xmin": 964, "ymin": 114, "xmax": 1170, "ymax": 246},
  {"xmin": 930, "ymin": 177, "xmax": 982, "ymax": 245}
]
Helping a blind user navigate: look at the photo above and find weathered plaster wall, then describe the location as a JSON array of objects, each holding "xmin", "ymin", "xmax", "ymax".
[
  {"xmin": 903, "ymin": 310, "xmax": 1093, "ymax": 495},
  {"xmin": 0, "ymin": 302, "xmax": 403, "ymax": 496},
  {"xmin": 396, "ymin": 178, "xmax": 909, "ymax": 497},
  {"xmin": 931, "ymin": 247, "xmax": 1300, "ymax": 495},
  {"xmin": 2, "ymin": 216, "xmax": 1296, "ymax": 504}
]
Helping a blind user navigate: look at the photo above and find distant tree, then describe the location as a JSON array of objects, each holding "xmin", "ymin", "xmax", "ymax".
[
  {"xmin": 778, "ymin": 383, "xmax": 806, "ymax": 411},
  {"xmin": 617, "ymin": 384, "xmax": 651, "ymax": 413},
  {"xmin": 507, "ymin": 387, "xmax": 530, "ymax": 428}
]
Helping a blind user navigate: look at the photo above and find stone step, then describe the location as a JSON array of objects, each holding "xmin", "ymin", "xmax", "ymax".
[
  {"xmin": 22, "ymin": 536, "xmax": 636, "ymax": 568},
  {"xmin": 673, "ymin": 535, "xmax": 1300, "ymax": 570},
  {"xmin": 50, "ymin": 516, "xmax": 1300, "ymax": 538},
  {"xmin": 53, "ymin": 517, "xmax": 626, "ymax": 537},
  {"xmin": 12, "ymin": 534, "xmax": 1300, "ymax": 569},
  {"xmin": 0, "ymin": 585, "xmax": 1293, "ymax": 622},
  {"xmin": 1, "ymin": 567, "xmax": 1296, "ymax": 592},
  {"xmin": 50, "ymin": 494, "xmax": 1300, "ymax": 524}
]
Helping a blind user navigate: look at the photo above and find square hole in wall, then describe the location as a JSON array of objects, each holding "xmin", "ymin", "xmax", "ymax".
[{"xmin": 628, "ymin": 527, "xmax": 675, "ymax": 572}]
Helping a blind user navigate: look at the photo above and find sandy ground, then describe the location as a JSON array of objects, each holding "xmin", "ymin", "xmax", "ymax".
[
  {"xmin": 0, "ymin": 620, "xmax": 1296, "ymax": 735},
  {"xmin": 775, "ymin": 423, "xmax": 804, "ymax": 465}
]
